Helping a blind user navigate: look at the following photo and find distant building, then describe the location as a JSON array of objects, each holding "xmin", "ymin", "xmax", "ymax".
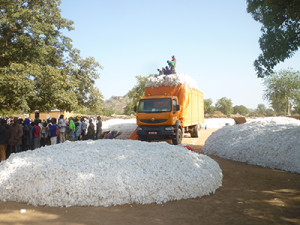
[{"xmin": 29, "ymin": 110, "xmax": 75, "ymax": 121}]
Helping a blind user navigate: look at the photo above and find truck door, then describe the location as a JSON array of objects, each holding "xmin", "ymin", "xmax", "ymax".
[{"xmin": 173, "ymin": 99, "xmax": 177, "ymax": 114}]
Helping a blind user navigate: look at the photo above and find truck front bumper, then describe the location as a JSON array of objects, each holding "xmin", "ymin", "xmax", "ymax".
[{"xmin": 136, "ymin": 125, "xmax": 176, "ymax": 139}]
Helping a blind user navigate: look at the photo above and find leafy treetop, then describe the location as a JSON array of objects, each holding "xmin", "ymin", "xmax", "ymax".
[
  {"xmin": 247, "ymin": 0, "xmax": 300, "ymax": 77},
  {"xmin": 0, "ymin": 0, "xmax": 103, "ymax": 114}
]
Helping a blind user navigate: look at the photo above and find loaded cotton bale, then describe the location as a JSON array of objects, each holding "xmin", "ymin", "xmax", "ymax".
[
  {"xmin": 202, "ymin": 117, "xmax": 300, "ymax": 173},
  {"xmin": 232, "ymin": 116, "xmax": 246, "ymax": 124},
  {"xmin": 0, "ymin": 140, "xmax": 222, "ymax": 207},
  {"xmin": 288, "ymin": 115, "xmax": 300, "ymax": 120},
  {"xmin": 211, "ymin": 111, "xmax": 226, "ymax": 118},
  {"xmin": 146, "ymin": 73, "xmax": 198, "ymax": 89}
]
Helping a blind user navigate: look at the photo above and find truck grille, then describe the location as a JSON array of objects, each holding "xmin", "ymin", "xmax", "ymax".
[{"xmin": 140, "ymin": 119, "xmax": 168, "ymax": 124}]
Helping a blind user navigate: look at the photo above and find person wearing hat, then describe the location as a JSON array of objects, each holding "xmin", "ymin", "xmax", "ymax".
[
  {"xmin": 8, "ymin": 117, "xmax": 23, "ymax": 154},
  {"xmin": 172, "ymin": 55, "xmax": 176, "ymax": 64},
  {"xmin": 171, "ymin": 55, "xmax": 176, "ymax": 71}
]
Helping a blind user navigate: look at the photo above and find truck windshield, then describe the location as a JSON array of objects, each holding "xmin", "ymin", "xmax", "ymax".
[{"xmin": 138, "ymin": 98, "xmax": 172, "ymax": 113}]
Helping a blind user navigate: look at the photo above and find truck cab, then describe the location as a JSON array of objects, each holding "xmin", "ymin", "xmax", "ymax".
[{"xmin": 136, "ymin": 95, "xmax": 183, "ymax": 144}]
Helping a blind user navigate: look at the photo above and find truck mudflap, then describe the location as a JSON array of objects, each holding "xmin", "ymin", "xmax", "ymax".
[{"xmin": 136, "ymin": 125, "xmax": 175, "ymax": 141}]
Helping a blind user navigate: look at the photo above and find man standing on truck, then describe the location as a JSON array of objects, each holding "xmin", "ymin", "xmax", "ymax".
[
  {"xmin": 167, "ymin": 60, "xmax": 176, "ymax": 74},
  {"xmin": 172, "ymin": 55, "xmax": 176, "ymax": 69}
]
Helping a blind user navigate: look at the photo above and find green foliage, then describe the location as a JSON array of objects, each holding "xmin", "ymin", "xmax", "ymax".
[
  {"xmin": 124, "ymin": 75, "xmax": 151, "ymax": 115},
  {"xmin": 215, "ymin": 97, "xmax": 233, "ymax": 116},
  {"xmin": 265, "ymin": 108, "xmax": 276, "ymax": 116},
  {"xmin": 270, "ymin": 98, "xmax": 286, "ymax": 115},
  {"xmin": 293, "ymin": 100, "xmax": 300, "ymax": 114},
  {"xmin": 0, "ymin": 0, "xmax": 74, "ymax": 68},
  {"xmin": 263, "ymin": 69, "xmax": 300, "ymax": 115},
  {"xmin": 102, "ymin": 107, "xmax": 116, "ymax": 117},
  {"xmin": 247, "ymin": 0, "xmax": 300, "ymax": 77},
  {"xmin": 233, "ymin": 105, "xmax": 250, "ymax": 116},
  {"xmin": 204, "ymin": 99, "xmax": 215, "ymax": 114},
  {"xmin": 0, "ymin": 0, "xmax": 103, "ymax": 113},
  {"xmin": 256, "ymin": 104, "xmax": 267, "ymax": 115}
]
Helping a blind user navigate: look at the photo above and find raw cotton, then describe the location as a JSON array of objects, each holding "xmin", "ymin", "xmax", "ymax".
[
  {"xmin": 101, "ymin": 117, "xmax": 236, "ymax": 140},
  {"xmin": 246, "ymin": 117, "xmax": 300, "ymax": 125},
  {"xmin": 202, "ymin": 118, "xmax": 235, "ymax": 129},
  {"xmin": 0, "ymin": 140, "xmax": 222, "ymax": 207},
  {"xmin": 102, "ymin": 118, "xmax": 137, "ymax": 139},
  {"xmin": 202, "ymin": 117, "xmax": 300, "ymax": 173},
  {"xmin": 146, "ymin": 73, "xmax": 198, "ymax": 89}
]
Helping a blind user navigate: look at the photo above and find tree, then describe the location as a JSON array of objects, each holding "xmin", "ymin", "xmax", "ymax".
[
  {"xmin": 102, "ymin": 107, "xmax": 116, "ymax": 117},
  {"xmin": 256, "ymin": 104, "xmax": 267, "ymax": 115},
  {"xmin": 0, "ymin": 0, "xmax": 103, "ymax": 113},
  {"xmin": 293, "ymin": 99, "xmax": 300, "ymax": 114},
  {"xmin": 124, "ymin": 75, "xmax": 151, "ymax": 115},
  {"xmin": 270, "ymin": 97, "xmax": 286, "ymax": 115},
  {"xmin": 247, "ymin": 0, "xmax": 300, "ymax": 77},
  {"xmin": 263, "ymin": 69, "xmax": 300, "ymax": 115},
  {"xmin": 233, "ymin": 105, "xmax": 250, "ymax": 116},
  {"xmin": 64, "ymin": 49, "xmax": 103, "ymax": 112},
  {"xmin": 265, "ymin": 108, "xmax": 276, "ymax": 116},
  {"xmin": 204, "ymin": 99, "xmax": 215, "ymax": 114},
  {"xmin": 215, "ymin": 97, "xmax": 233, "ymax": 116}
]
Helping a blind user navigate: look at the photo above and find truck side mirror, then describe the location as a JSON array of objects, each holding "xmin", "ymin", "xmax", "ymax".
[
  {"xmin": 176, "ymin": 105, "xmax": 180, "ymax": 111},
  {"xmin": 133, "ymin": 105, "xmax": 137, "ymax": 112}
]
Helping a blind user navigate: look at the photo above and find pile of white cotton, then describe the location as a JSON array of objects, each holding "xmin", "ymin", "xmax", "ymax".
[
  {"xmin": 202, "ymin": 118, "xmax": 235, "ymax": 129},
  {"xmin": 102, "ymin": 118, "xmax": 137, "ymax": 139},
  {"xmin": 0, "ymin": 140, "xmax": 222, "ymax": 207},
  {"xmin": 146, "ymin": 73, "xmax": 198, "ymax": 89},
  {"xmin": 202, "ymin": 117, "xmax": 300, "ymax": 173}
]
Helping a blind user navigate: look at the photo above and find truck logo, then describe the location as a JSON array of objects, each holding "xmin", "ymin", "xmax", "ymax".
[{"xmin": 152, "ymin": 117, "xmax": 155, "ymax": 121}]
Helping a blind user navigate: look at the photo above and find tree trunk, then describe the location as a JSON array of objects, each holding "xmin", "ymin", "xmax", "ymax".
[{"xmin": 286, "ymin": 97, "xmax": 291, "ymax": 116}]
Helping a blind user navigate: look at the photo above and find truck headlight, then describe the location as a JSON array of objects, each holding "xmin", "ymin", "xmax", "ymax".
[{"xmin": 137, "ymin": 127, "xmax": 143, "ymax": 131}]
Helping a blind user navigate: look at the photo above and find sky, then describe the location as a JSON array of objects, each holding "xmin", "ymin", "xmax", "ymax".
[{"xmin": 59, "ymin": 0, "xmax": 300, "ymax": 109}]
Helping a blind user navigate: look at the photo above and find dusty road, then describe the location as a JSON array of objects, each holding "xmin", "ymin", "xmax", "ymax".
[{"xmin": 0, "ymin": 129, "xmax": 299, "ymax": 225}]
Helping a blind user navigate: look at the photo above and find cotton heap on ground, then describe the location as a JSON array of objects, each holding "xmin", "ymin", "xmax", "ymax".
[
  {"xmin": 0, "ymin": 140, "xmax": 222, "ymax": 207},
  {"xmin": 102, "ymin": 118, "xmax": 137, "ymax": 139},
  {"xmin": 202, "ymin": 117, "xmax": 300, "ymax": 174}
]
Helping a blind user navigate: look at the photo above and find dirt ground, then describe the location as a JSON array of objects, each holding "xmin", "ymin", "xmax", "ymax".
[{"xmin": 0, "ymin": 129, "xmax": 299, "ymax": 225}]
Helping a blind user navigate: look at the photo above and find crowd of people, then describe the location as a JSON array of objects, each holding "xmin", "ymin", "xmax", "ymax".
[
  {"xmin": 157, "ymin": 55, "xmax": 177, "ymax": 75},
  {"xmin": 0, "ymin": 115, "xmax": 107, "ymax": 162}
]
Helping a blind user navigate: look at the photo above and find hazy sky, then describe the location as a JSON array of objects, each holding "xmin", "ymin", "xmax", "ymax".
[{"xmin": 60, "ymin": 0, "xmax": 300, "ymax": 109}]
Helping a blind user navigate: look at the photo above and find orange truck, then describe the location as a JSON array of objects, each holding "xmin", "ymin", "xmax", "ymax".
[{"xmin": 135, "ymin": 84, "xmax": 204, "ymax": 145}]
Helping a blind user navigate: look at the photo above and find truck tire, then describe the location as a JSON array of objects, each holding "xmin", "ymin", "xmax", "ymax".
[
  {"xmin": 172, "ymin": 127, "xmax": 182, "ymax": 145},
  {"xmin": 191, "ymin": 124, "xmax": 200, "ymax": 138}
]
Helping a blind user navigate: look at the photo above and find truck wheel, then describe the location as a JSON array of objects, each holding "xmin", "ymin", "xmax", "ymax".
[
  {"xmin": 191, "ymin": 124, "xmax": 200, "ymax": 138},
  {"xmin": 172, "ymin": 127, "xmax": 182, "ymax": 145}
]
